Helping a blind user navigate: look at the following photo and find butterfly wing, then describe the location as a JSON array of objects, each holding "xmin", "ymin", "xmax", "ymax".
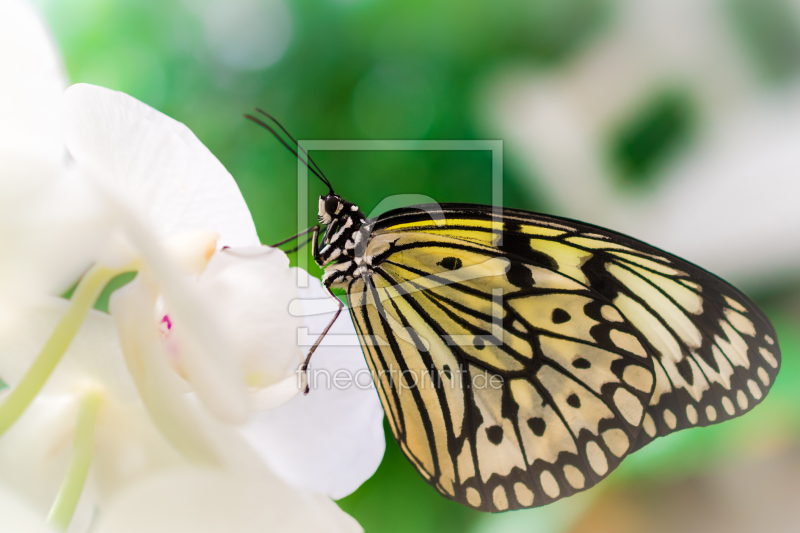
[{"xmin": 336, "ymin": 203, "xmax": 780, "ymax": 511}]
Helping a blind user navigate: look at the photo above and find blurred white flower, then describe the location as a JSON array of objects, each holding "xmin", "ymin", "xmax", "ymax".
[
  {"xmin": 92, "ymin": 468, "xmax": 362, "ymax": 533},
  {"xmin": 0, "ymin": 301, "xmax": 183, "ymax": 531},
  {"xmin": 0, "ymin": 484, "xmax": 56, "ymax": 533},
  {"xmin": 0, "ymin": 0, "xmax": 108, "ymax": 333},
  {"xmin": 0, "ymin": 301, "xmax": 364, "ymax": 533},
  {"xmin": 484, "ymin": 0, "xmax": 800, "ymax": 290}
]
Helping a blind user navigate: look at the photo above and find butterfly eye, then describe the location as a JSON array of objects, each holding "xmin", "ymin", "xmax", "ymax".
[{"xmin": 325, "ymin": 196, "xmax": 340, "ymax": 215}]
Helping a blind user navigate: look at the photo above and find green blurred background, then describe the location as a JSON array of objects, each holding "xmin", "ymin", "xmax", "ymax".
[{"xmin": 32, "ymin": 0, "xmax": 800, "ymax": 531}]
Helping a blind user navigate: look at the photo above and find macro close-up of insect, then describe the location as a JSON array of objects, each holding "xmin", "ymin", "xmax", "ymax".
[
  {"xmin": 247, "ymin": 111, "xmax": 781, "ymax": 513},
  {"xmin": 4, "ymin": 1, "xmax": 800, "ymax": 532}
]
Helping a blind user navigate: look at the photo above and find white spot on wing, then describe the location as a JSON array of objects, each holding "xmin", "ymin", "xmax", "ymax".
[
  {"xmin": 706, "ymin": 405, "xmax": 717, "ymax": 422},
  {"xmin": 747, "ymin": 379, "xmax": 762, "ymax": 400},
  {"xmin": 564, "ymin": 465, "xmax": 585, "ymax": 489},
  {"xmin": 663, "ymin": 409, "xmax": 677, "ymax": 429},
  {"xmin": 466, "ymin": 487, "xmax": 481, "ymax": 507},
  {"xmin": 722, "ymin": 396, "xmax": 735, "ymax": 415},
  {"xmin": 610, "ymin": 330, "xmax": 648, "ymax": 358},
  {"xmin": 492, "ymin": 486, "xmax": 509, "ymax": 511},
  {"xmin": 540, "ymin": 470, "xmax": 560, "ymax": 498},
  {"xmin": 623, "ymin": 365, "xmax": 653, "ymax": 392},
  {"xmin": 601, "ymin": 305, "xmax": 624, "ymax": 322},
  {"xmin": 725, "ymin": 308, "xmax": 755, "ymax": 336},
  {"xmin": 585, "ymin": 441, "xmax": 608, "ymax": 476},
  {"xmin": 613, "ymin": 388, "xmax": 644, "ymax": 426},
  {"xmin": 724, "ymin": 296, "xmax": 747, "ymax": 312},
  {"xmin": 686, "ymin": 404, "xmax": 698, "ymax": 425},
  {"xmin": 602, "ymin": 429, "xmax": 629, "ymax": 457},
  {"xmin": 759, "ymin": 347, "xmax": 778, "ymax": 368},
  {"xmin": 737, "ymin": 389, "xmax": 749, "ymax": 410},
  {"xmin": 457, "ymin": 440, "xmax": 475, "ymax": 482},
  {"xmin": 757, "ymin": 367, "xmax": 770, "ymax": 386},
  {"xmin": 514, "ymin": 482, "xmax": 534, "ymax": 507}
]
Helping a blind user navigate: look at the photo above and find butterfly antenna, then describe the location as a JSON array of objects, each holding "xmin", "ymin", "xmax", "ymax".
[
  {"xmin": 254, "ymin": 109, "xmax": 330, "ymax": 186},
  {"xmin": 244, "ymin": 111, "xmax": 334, "ymax": 195}
]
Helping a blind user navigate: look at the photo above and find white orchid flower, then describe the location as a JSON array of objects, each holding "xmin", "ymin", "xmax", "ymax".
[
  {"xmin": 0, "ymin": 0, "xmax": 383, "ymax": 529},
  {"xmin": 0, "ymin": 300, "xmax": 363, "ymax": 533},
  {"xmin": 57, "ymin": 82, "xmax": 384, "ymax": 494},
  {"xmin": 485, "ymin": 0, "xmax": 800, "ymax": 290},
  {"xmin": 0, "ymin": 484, "xmax": 57, "ymax": 533}
]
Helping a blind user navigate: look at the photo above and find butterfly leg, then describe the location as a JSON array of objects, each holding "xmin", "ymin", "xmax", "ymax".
[{"xmin": 300, "ymin": 284, "xmax": 344, "ymax": 395}]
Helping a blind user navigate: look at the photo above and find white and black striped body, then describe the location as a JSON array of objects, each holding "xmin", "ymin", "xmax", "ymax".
[{"xmin": 317, "ymin": 193, "xmax": 382, "ymax": 290}]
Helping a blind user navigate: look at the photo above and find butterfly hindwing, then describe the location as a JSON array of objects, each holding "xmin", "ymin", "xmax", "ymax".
[{"xmin": 341, "ymin": 233, "xmax": 655, "ymax": 511}]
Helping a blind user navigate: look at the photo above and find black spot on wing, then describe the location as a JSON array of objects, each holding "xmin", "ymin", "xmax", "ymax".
[
  {"xmin": 527, "ymin": 417, "xmax": 546, "ymax": 436},
  {"xmin": 486, "ymin": 425, "xmax": 504, "ymax": 445},
  {"xmin": 572, "ymin": 358, "xmax": 591, "ymax": 369},
  {"xmin": 438, "ymin": 256, "xmax": 463, "ymax": 271},
  {"xmin": 552, "ymin": 308, "xmax": 571, "ymax": 324},
  {"xmin": 566, "ymin": 393, "xmax": 581, "ymax": 408}
]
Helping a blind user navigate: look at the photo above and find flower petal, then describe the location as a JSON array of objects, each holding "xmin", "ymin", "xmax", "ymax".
[
  {"xmin": 0, "ymin": 4, "xmax": 109, "ymax": 331},
  {"xmin": 93, "ymin": 468, "xmax": 363, "ymax": 533},
  {"xmin": 249, "ymin": 373, "xmax": 303, "ymax": 411},
  {"xmin": 62, "ymin": 83, "xmax": 259, "ymax": 248},
  {"xmin": 0, "ymin": 395, "xmax": 76, "ymax": 514},
  {"xmin": 106, "ymin": 213, "xmax": 250, "ymax": 424},
  {"xmin": 0, "ymin": 394, "xmax": 99, "ymax": 532},
  {"xmin": 0, "ymin": 298, "xmax": 138, "ymax": 403},
  {"xmin": 0, "ymin": 0, "xmax": 67, "ymax": 164},
  {"xmin": 0, "ymin": 484, "xmax": 58, "ymax": 533},
  {"xmin": 109, "ymin": 278, "xmax": 241, "ymax": 464},
  {"xmin": 91, "ymin": 397, "xmax": 188, "ymax": 507},
  {"xmin": 196, "ymin": 246, "xmax": 303, "ymax": 389},
  {"xmin": 240, "ymin": 272, "xmax": 385, "ymax": 499}
]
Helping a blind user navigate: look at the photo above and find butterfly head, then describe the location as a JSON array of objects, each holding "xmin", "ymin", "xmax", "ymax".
[
  {"xmin": 318, "ymin": 193, "xmax": 344, "ymax": 225},
  {"xmin": 318, "ymin": 193, "xmax": 365, "ymax": 228}
]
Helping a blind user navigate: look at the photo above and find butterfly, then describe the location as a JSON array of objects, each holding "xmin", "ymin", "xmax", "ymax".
[{"xmin": 246, "ymin": 110, "xmax": 781, "ymax": 513}]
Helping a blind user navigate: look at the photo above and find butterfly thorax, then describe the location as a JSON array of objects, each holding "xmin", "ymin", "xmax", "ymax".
[{"xmin": 317, "ymin": 194, "xmax": 375, "ymax": 284}]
